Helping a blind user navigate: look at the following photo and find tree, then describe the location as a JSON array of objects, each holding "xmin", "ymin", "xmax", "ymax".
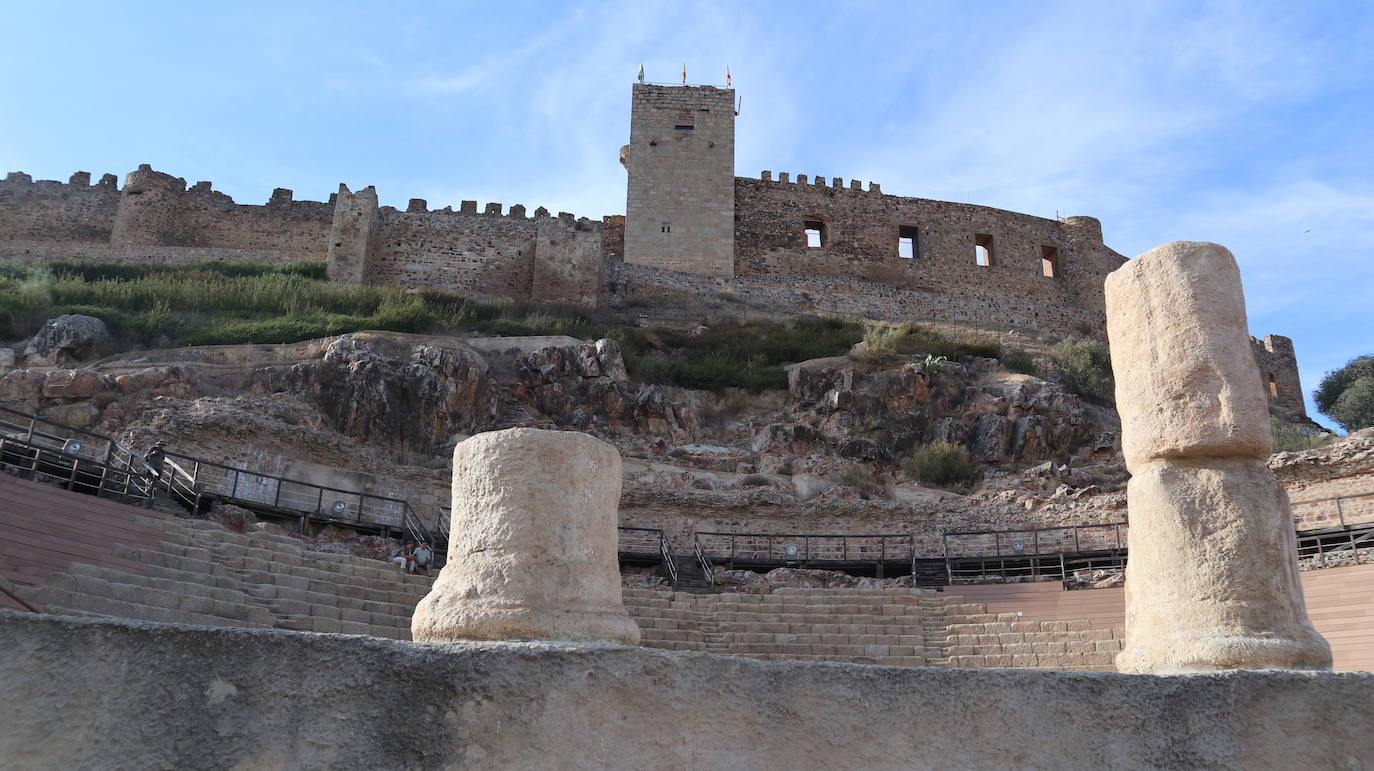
[{"xmin": 1315, "ymin": 355, "xmax": 1374, "ymax": 432}]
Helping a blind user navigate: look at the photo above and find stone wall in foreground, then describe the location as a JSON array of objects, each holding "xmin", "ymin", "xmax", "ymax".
[{"xmin": 2, "ymin": 612, "xmax": 1373, "ymax": 770}]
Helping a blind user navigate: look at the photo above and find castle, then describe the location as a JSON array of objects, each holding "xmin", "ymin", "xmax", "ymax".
[{"xmin": 0, "ymin": 83, "xmax": 1306, "ymax": 416}]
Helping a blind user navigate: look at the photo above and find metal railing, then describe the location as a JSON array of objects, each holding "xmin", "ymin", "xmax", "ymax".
[
  {"xmin": 0, "ymin": 405, "xmax": 441, "ymax": 562},
  {"xmin": 1291, "ymin": 490, "xmax": 1374, "ymax": 531},
  {"xmin": 1296, "ymin": 523, "xmax": 1374, "ymax": 569},
  {"xmin": 617, "ymin": 526, "xmax": 677, "ymax": 586},
  {"xmin": 942, "ymin": 522, "xmax": 1129, "ymax": 584},
  {"xmin": 692, "ymin": 533, "xmax": 716, "ymax": 588},
  {"xmin": 695, "ymin": 531, "xmax": 917, "ymax": 572}
]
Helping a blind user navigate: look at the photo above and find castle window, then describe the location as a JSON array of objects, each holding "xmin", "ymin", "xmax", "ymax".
[
  {"xmin": 804, "ymin": 220, "xmax": 826, "ymax": 248},
  {"xmin": 975, "ymin": 234, "xmax": 994, "ymax": 266},
  {"xmin": 661, "ymin": 222, "xmax": 671, "ymax": 234},
  {"xmin": 1269, "ymin": 373, "xmax": 1279, "ymax": 399},
  {"xmin": 674, "ymin": 124, "xmax": 695, "ymax": 131},
  {"xmin": 898, "ymin": 226, "xmax": 918, "ymax": 259},
  {"xmin": 1041, "ymin": 245, "xmax": 1060, "ymax": 277}
]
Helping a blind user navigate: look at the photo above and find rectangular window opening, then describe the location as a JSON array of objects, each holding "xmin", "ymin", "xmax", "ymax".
[
  {"xmin": 898, "ymin": 226, "xmax": 918, "ymax": 259},
  {"xmin": 804, "ymin": 220, "xmax": 825, "ymax": 248},
  {"xmin": 1041, "ymin": 245, "xmax": 1059, "ymax": 277},
  {"xmin": 674, "ymin": 124, "xmax": 695, "ymax": 131},
  {"xmin": 975, "ymin": 234, "xmax": 994, "ymax": 267}
]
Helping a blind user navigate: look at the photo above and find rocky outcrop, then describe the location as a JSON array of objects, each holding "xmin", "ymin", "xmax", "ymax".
[
  {"xmin": 756, "ymin": 358, "xmax": 1112, "ymax": 478},
  {"xmin": 22, "ymin": 314, "xmax": 108, "ymax": 365}
]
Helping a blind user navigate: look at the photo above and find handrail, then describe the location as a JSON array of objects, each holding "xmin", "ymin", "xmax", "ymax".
[
  {"xmin": 692, "ymin": 534, "xmax": 715, "ymax": 588},
  {"xmin": 0, "ymin": 405, "xmax": 442, "ymax": 552},
  {"xmin": 659, "ymin": 534, "xmax": 679, "ymax": 588}
]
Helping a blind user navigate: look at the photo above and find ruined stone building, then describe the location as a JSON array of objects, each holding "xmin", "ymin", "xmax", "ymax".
[{"xmin": 0, "ymin": 84, "xmax": 1305, "ymax": 415}]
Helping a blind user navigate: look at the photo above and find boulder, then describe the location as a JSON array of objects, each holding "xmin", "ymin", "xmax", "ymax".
[
  {"xmin": 791, "ymin": 473, "xmax": 836, "ymax": 501},
  {"xmin": 22, "ymin": 314, "xmax": 108, "ymax": 364}
]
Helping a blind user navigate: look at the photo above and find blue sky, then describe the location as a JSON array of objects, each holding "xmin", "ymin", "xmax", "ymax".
[{"xmin": 2, "ymin": 0, "xmax": 1371, "ymax": 428}]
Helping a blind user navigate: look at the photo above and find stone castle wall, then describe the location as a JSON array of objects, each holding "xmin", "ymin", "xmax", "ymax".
[
  {"xmin": 732, "ymin": 174, "xmax": 1124, "ymax": 337},
  {"xmin": 623, "ymin": 84, "xmax": 735, "ymax": 277},
  {"xmin": 1252, "ymin": 334, "xmax": 1306, "ymax": 415},
  {"xmin": 0, "ymin": 161, "xmax": 1302, "ymax": 409},
  {"xmin": 0, "ymin": 171, "xmax": 121, "ymax": 245}
]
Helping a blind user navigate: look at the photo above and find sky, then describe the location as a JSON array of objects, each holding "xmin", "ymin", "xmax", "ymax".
[{"xmin": 2, "ymin": 0, "xmax": 1371, "ymax": 429}]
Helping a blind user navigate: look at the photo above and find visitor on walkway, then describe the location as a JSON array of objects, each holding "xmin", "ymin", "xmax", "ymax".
[{"xmin": 142, "ymin": 441, "xmax": 168, "ymax": 482}]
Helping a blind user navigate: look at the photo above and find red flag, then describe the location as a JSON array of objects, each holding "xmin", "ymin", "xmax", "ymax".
[
  {"xmin": 682, "ymin": 63, "xmax": 687, "ymax": 85},
  {"xmin": 726, "ymin": 66, "xmax": 732, "ymax": 87}
]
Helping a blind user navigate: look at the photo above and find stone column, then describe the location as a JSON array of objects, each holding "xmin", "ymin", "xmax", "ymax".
[
  {"xmin": 1106, "ymin": 241, "xmax": 1330, "ymax": 673},
  {"xmin": 412, "ymin": 428, "xmax": 640, "ymax": 645}
]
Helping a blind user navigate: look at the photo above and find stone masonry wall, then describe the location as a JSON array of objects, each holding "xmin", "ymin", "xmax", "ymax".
[
  {"xmin": 733, "ymin": 174, "xmax": 1125, "ymax": 338},
  {"xmin": 623, "ymin": 84, "xmax": 735, "ymax": 277},
  {"xmin": 110, "ymin": 165, "xmax": 331, "ymax": 260},
  {"xmin": 369, "ymin": 204, "xmax": 536, "ymax": 297},
  {"xmin": 1252, "ymin": 334, "xmax": 1306, "ymax": 416},
  {"xmin": 0, "ymin": 171, "xmax": 121, "ymax": 245}
]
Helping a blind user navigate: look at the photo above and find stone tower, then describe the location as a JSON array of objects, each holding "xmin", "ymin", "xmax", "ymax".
[{"xmin": 623, "ymin": 83, "xmax": 735, "ymax": 277}]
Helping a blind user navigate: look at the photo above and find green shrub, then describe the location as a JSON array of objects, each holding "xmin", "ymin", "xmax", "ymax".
[
  {"xmin": 1051, "ymin": 338, "xmax": 1114, "ymax": 401},
  {"xmin": 1315, "ymin": 355, "xmax": 1374, "ymax": 432},
  {"xmin": 0, "ymin": 272, "xmax": 52, "ymax": 338},
  {"xmin": 905, "ymin": 441, "xmax": 977, "ymax": 487},
  {"xmin": 837, "ymin": 466, "xmax": 874, "ymax": 488},
  {"xmin": 998, "ymin": 348, "xmax": 1038, "ymax": 375}
]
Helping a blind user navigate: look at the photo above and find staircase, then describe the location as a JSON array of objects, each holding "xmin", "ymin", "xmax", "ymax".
[
  {"xmin": 624, "ymin": 586, "xmax": 1123, "ymax": 670},
  {"xmin": 670, "ymin": 553, "xmax": 714, "ymax": 592}
]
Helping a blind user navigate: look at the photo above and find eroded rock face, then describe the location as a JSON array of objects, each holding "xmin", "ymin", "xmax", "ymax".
[
  {"xmin": 23, "ymin": 314, "xmax": 108, "ymax": 365},
  {"xmin": 412, "ymin": 428, "xmax": 639, "ymax": 644},
  {"xmin": 1106, "ymin": 241, "xmax": 1330, "ymax": 673},
  {"xmin": 280, "ymin": 335, "xmax": 496, "ymax": 451}
]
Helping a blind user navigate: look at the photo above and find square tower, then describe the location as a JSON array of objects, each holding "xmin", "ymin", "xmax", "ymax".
[{"xmin": 624, "ymin": 84, "xmax": 735, "ymax": 277}]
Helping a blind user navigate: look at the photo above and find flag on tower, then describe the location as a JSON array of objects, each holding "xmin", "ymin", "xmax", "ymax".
[
  {"xmin": 726, "ymin": 66, "xmax": 732, "ymax": 87},
  {"xmin": 682, "ymin": 63, "xmax": 687, "ymax": 85},
  {"xmin": 637, "ymin": 63, "xmax": 645, "ymax": 83}
]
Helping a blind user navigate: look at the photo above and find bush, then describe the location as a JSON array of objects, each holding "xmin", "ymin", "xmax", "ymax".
[
  {"xmin": 1315, "ymin": 355, "xmax": 1374, "ymax": 432},
  {"xmin": 905, "ymin": 441, "xmax": 977, "ymax": 487},
  {"xmin": 998, "ymin": 348, "xmax": 1038, "ymax": 375},
  {"xmin": 1051, "ymin": 338, "xmax": 1114, "ymax": 401}
]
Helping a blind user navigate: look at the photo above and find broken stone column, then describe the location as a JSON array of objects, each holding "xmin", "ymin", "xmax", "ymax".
[
  {"xmin": 411, "ymin": 428, "xmax": 640, "ymax": 645},
  {"xmin": 1106, "ymin": 241, "xmax": 1330, "ymax": 673}
]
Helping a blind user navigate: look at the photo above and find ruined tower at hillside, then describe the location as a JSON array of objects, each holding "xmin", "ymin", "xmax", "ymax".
[{"xmin": 623, "ymin": 84, "xmax": 736, "ymax": 277}]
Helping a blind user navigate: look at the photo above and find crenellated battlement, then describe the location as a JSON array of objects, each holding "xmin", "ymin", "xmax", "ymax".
[{"xmin": 755, "ymin": 171, "xmax": 881, "ymax": 194}]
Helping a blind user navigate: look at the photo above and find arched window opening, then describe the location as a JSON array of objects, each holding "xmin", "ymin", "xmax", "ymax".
[{"xmin": 804, "ymin": 220, "xmax": 825, "ymax": 248}]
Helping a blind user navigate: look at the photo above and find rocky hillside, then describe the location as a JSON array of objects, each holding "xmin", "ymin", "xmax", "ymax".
[{"xmin": 1, "ymin": 305, "xmax": 1136, "ymax": 543}]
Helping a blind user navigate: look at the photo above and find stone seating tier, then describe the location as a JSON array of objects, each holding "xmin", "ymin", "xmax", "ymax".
[{"xmin": 16, "ymin": 513, "xmax": 1122, "ymax": 668}]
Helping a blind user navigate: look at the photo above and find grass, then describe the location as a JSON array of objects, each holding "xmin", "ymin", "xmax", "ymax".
[
  {"xmin": 1270, "ymin": 417, "xmax": 1336, "ymax": 453},
  {"xmin": 0, "ymin": 258, "xmax": 863, "ymax": 392}
]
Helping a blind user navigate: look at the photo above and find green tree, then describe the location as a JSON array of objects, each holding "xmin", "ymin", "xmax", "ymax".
[{"xmin": 1315, "ymin": 356, "xmax": 1374, "ymax": 432}]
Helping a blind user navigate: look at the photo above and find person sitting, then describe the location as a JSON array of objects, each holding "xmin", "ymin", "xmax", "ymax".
[
  {"xmin": 412, "ymin": 542, "xmax": 433, "ymax": 575},
  {"xmin": 392, "ymin": 541, "xmax": 415, "ymax": 571}
]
